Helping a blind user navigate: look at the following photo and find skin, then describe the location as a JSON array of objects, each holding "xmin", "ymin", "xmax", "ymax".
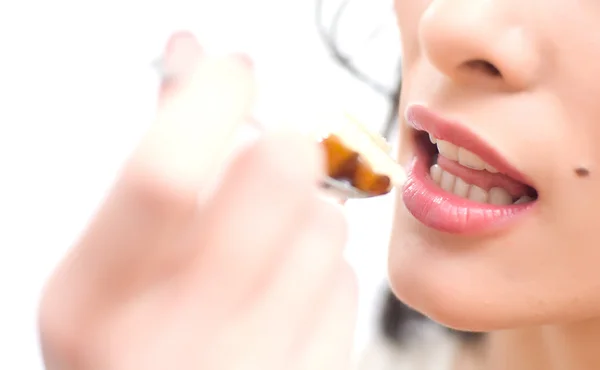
[
  {"xmin": 389, "ymin": 0, "xmax": 600, "ymax": 369},
  {"xmin": 38, "ymin": 33, "xmax": 357, "ymax": 370},
  {"xmin": 40, "ymin": 2, "xmax": 600, "ymax": 369}
]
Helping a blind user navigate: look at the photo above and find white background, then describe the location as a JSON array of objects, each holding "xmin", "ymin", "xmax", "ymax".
[{"xmin": 0, "ymin": 0, "xmax": 401, "ymax": 368}]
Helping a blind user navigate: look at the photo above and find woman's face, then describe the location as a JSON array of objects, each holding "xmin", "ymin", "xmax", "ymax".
[{"xmin": 390, "ymin": 0, "xmax": 600, "ymax": 331}]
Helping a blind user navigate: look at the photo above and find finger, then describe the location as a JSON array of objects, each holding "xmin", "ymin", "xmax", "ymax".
[
  {"xmin": 200, "ymin": 203, "xmax": 347, "ymax": 370},
  {"xmin": 43, "ymin": 32, "xmax": 255, "ymax": 311},
  {"xmin": 232, "ymin": 197, "xmax": 348, "ymax": 356},
  {"xmin": 134, "ymin": 45, "xmax": 255, "ymax": 201},
  {"xmin": 156, "ymin": 31, "xmax": 203, "ymax": 103},
  {"xmin": 189, "ymin": 131, "xmax": 325, "ymax": 313},
  {"xmin": 262, "ymin": 197, "xmax": 348, "ymax": 322},
  {"xmin": 293, "ymin": 262, "xmax": 359, "ymax": 370}
]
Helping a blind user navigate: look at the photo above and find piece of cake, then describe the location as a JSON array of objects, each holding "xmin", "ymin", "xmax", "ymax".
[{"xmin": 315, "ymin": 113, "xmax": 406, "ymax": 197}]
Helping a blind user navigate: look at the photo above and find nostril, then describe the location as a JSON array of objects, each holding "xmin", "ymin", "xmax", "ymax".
[{"xmin": 464, "ymin": 60, "xmax": 502, "ymax": 77}]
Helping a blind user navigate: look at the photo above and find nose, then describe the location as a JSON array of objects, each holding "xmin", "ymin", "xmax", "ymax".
[{"xmin": 418, "ymin": 0, "xmax": 540, "ymax": 90}]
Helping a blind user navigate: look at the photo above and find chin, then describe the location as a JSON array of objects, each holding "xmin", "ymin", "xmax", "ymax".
[
  {"xmin": 386, "ymin": 207, "xmax": 558, "ymax": 333},
  {"xmin": 387, "ymin": 272, "xmax": 505, "ymax": 333},
  {"xmin": 388, "ymin": 261, "xmax": 501, "ymax": 332}
]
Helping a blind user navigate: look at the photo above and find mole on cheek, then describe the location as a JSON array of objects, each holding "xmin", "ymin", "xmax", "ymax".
[{"xmin": 574, "ymin": 167, "xmax": 590, "ymax": 177}]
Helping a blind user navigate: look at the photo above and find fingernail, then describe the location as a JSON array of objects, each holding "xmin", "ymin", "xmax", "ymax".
[
  {"xmin": 165, "ymin": 31, "xmax": 199, "ymax": 55},
  {"xmin": 162, "ymin": 31, "xmax": 203, "ymax": 82}
]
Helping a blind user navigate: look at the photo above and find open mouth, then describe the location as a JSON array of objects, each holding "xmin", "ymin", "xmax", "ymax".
[
  {"xmin": 401, "ymin": 104, "xmax": 537, "ymax": 234},
  {"xmin": 414, "ymin": 131, "xmax": 538, "ymax": 206}
]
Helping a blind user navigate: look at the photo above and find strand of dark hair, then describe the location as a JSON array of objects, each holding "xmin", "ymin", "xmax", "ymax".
[{"xmin": 315, "ymin": 0, "xmax": 401, "ymax": 139}]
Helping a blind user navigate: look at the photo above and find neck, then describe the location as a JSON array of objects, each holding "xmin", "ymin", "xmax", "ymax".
[{"xmin": 484, "ymin": 319, "xmax": 600, "ymax": 370}]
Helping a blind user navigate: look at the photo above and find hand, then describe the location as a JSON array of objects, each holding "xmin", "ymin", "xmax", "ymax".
[{"xmin": 39, "ymin": 32, "xmax": 357, "ymax": 370}]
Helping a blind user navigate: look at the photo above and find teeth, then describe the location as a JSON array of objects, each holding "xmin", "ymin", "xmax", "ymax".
[
  {"xmin": 486, "ymin": 164, "xmax": 498, "ymax": 173},
  {"xmin": 432, "ymin": 136, "xmax": 497, "ymax": 173},
  {"xmin": 453, "ymin": 177, "xmax": 470, "ymax": 198},
  {"xmin": 436, "ymin": 140, "xmax": 458, "ymax": 161},
  {"xmin": 514, "ymin": 195, "xmax": 534, "ymax": 204},
  {"xmin": 440, "ymin": 170, "xmax": 456, "ymax": 191},
  {"xmin": 468, "ymin": 186, "xmax": 488, "ymax": 203},
  {"xmin": 457, "ymin": 148, "xmax": 486, "ymax": 170},
  {"xmin": 488, "ymin": 187, "xmax": 513, "ymax": 205},
  {"xmin": 429, "ymin": 165, "xmax": 535, "ymax": 205},
  {"xmin": 430, "ymin": 164, "xmax": 443, "ymax": 183}
]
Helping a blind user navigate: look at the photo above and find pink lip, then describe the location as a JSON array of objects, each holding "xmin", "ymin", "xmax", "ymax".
[
  {"xmin": 402, "ymin": 104, "xmax": 535, "ymax": 234},
  {"xmin": 405, "ymin": 104, "xmax": 531, "ymax": 185}
]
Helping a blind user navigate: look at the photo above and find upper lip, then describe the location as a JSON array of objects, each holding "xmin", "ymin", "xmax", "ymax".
[{"xmin": 405, "ymin": 104, "xmax": 533, "ymax": 187}]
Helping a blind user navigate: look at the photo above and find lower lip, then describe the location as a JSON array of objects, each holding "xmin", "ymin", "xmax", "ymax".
[{"xmin": 401, "ymin": 141, "xmax": 535, "ymax": 234}]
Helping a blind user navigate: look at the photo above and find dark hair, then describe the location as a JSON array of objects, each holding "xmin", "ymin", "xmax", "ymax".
[
  {"xmin": 315, "ymin": 0, "xmax": 401, "ymax": 140},
  {"xmin": 316, "ymin": 0, "xmax": 485, "ymax": 344}
]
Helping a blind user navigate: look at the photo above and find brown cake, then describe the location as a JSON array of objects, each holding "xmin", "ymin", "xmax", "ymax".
[{"xmin": 316, "ymin": 113, "xmax": 405, "ymax": 197}]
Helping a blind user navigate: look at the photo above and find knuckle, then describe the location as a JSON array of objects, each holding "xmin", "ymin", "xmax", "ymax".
[{"xmin": 119, "ymin": 162, "xmax": 198, "ymax": 217}]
